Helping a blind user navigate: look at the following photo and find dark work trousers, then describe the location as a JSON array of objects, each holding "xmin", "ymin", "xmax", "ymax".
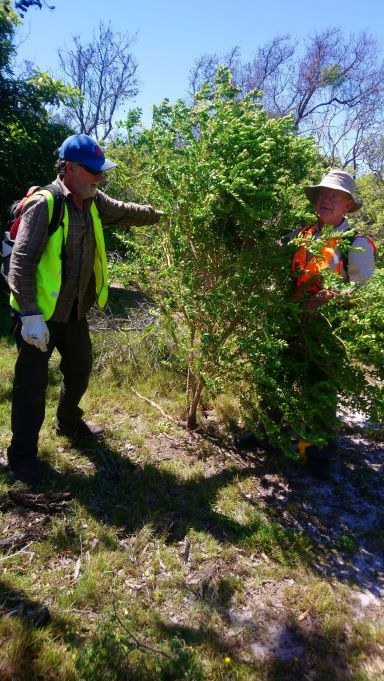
[{"xmin": 8, "ymin": 314, "xmax": 93, "ymax": 462}]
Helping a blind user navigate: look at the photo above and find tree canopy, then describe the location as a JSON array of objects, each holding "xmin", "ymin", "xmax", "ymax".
[
  {"xmin": 0, "ymin": 6, "xmax": 75, "ymax": 220},
  {"xmin": 107, "ymin": 69, "xmax": 321, "ymax": 432},
  {"xmin": 3, "ymin": 0, "xmax": 54, "ymax": 18},
  {"xmin": 106, "ymin": 68, "xmax": 384, "ymax": 441}
]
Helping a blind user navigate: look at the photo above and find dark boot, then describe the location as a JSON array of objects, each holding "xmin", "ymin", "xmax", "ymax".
[
  {"xmin": 234, "ymin": 429, "xmax": 269, "ymax": 451},
  {"xmin": 7, "ymin": 451, "xmax": 50, "ymax": 486},
  {"xmin": 304, "ymin": 444, "xmax": 335, "ymax": 480},
  {"xmin": 56, "ymin": 419, "xmax": 104, "ymax": 439}
]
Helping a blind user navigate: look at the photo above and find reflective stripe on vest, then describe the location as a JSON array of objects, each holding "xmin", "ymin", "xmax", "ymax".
[
  {"xmin": 10, "ymin": 192, "xmax": 108, "ymax": 319},
  {"xmin": 90, "ymin": 201, "xmax": 108, "ymax": 309},
  {"xmin": 291, "ymin": 225, "xmax": 342, "ymax": 298}
]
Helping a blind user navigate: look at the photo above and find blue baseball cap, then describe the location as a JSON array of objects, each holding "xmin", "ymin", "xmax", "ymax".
[{"xmin": 58, "ymin": 134, "xmax": 117, "ymax": 172}]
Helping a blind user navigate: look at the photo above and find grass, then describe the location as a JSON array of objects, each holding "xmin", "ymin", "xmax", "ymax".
[{"xmin": 0, "ymin": 287, "xmax": 383, "ymax": 680}]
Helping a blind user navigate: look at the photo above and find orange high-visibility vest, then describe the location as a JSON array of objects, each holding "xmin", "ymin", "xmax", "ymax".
[{"xmin": 291, "ymin": 225, "xmax": 343, "ymax": 299}]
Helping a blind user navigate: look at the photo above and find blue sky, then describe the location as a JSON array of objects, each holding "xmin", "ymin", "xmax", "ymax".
[{"xmin": 14, "ymin": 0, "xmax": 384, "ymax": 127}]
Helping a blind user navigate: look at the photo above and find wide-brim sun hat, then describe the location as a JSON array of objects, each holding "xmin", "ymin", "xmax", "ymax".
[
  {"xmin": 58, "ymin": 134, "xmax": 117, "ymax": 172},
  {"xmin": 304, "ymin": 169, "xmax": 363, "ymax": 212}
]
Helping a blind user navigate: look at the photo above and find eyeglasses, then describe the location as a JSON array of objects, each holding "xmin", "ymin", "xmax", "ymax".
[{"xmin": 77, "ymin": 163, "xmax": 104, "ymax": 176}]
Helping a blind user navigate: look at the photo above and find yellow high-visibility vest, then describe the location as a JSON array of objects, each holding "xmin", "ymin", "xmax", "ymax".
[{"xmin": 10, "ymin": 190, "xmax": 108, "ymax": 319}]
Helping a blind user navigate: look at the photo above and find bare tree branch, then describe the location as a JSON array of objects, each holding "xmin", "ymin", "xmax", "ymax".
[
  {"xmin": 188, "ymin": 46, "xmax": 241, "ymax": 96},
  {"xmin": 58, "ymin": 22, "xmax": 139, "ymax": 141},
  {"xmin": 189, "ymin": 27, "xmax": 384, "ymax": 170}
]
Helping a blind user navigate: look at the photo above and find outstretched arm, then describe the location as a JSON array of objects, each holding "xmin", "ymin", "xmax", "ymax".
[{"xmin": 95, "ymin": 190, "xmax": 163, "ymax": 228}]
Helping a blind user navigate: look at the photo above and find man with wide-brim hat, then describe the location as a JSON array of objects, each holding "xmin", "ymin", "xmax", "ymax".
[
  {"xmin": 291, "ymin": 168, "xmax": 375, "ymax": 475},
  {"xmin": 236, "ymin": 169, "xmax": 375, "ymax": 476},
  {"xmin": 296, "ymin": 169, "xmax": 374, "ymax": 309}
]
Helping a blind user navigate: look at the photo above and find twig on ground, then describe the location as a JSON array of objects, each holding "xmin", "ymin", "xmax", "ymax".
[
  {"xmin": 131, "ymin": 388, "xmax": 176, "ymax": 423},
  {"xmin": 0, "ymin": 533, "xmax": 27, "ymax": 549},
  {"xmin": 113, "ymin": 602, "xmax": 173, "ymax": 659},
  {"xmin": 0, "ymin": 541, "xmax": 34, "ymax": 562},
  {"xmin": 7, "ymin": 490, "xmax": 71, "ymax": 513}
]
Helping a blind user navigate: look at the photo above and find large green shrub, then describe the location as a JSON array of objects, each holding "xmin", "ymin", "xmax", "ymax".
[
  {"xmin": 105, "ymin": 69, "xmax": 384, "ymax": 445},
  {"xmin": 106, "ymin": 69, "xmax": 320, "ymax": 431}
]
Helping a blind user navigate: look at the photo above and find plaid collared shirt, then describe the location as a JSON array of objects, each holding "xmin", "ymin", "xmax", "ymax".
[{"xmin": 9, "ymin": 177, "xmax": 160, "ymax": 322}]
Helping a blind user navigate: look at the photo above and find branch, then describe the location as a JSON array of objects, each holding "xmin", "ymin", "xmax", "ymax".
[
  {"xmin": 0, "ymin": 541, "xmax": 34, "ymax": 562},
  {"xmin": 131, "ymin": 388, "xmax": 177, "ymax": 423},
  {"xmin": 113, "ymin": 602, "xmax": 173, "ymax": 659}
]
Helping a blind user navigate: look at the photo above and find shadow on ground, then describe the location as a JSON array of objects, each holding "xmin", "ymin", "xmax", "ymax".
[
  {"xmin": 2, "ymin": 425, "xmax": 381, "ymax": 596},
  {"xmin": 1, "ymin": 426, "xmax": 383, "ymax": 679},
  {"xmin": 234, "ymin": 433, "xmax": 384, "ymax": 597},
  {"xmin": 158, "ymin": 614, "xmax": 370, "ymax": 681}
]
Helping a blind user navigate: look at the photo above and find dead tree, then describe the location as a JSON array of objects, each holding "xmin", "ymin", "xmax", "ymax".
[
  {"xmin": 58, "ymin": 22, "xmax": 139, "ymax": 142},
  {"xmin": 189, "ymin": 28, "xmax": 384, "ymax": 170}
]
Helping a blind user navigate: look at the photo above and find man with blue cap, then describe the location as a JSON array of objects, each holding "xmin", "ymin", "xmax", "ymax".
[{"xmin": 7, "ymin": 133, "xmax": 162, "ymax": 484}]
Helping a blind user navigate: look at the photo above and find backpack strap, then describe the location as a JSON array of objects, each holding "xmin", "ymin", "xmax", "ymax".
[
  {"xmin": 42, "ymin": 184, "xmax": 65, "ymax": 236},
  {"xmin": 40, "ymin": 184, "xmax": 67, "ymax": 281}
]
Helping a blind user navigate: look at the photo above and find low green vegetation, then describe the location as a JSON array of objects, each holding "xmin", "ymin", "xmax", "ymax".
[{"xmin": 1, "ymin": 289, "xmax": 383, "ymax": 679}]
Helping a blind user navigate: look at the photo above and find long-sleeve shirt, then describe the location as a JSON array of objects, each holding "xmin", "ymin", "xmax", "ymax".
[
  {"xmin": 9, "ymin": 177, "xmax": 161, "ymax": 321},
  {"xmin": 322, "ymin": 219, "xmax": 375, "ymax": 283}
]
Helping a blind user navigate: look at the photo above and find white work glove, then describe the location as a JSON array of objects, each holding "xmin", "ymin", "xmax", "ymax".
[{"xmin": 21, "ymin": 314, "xmax": 50, "ymax": 352}]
